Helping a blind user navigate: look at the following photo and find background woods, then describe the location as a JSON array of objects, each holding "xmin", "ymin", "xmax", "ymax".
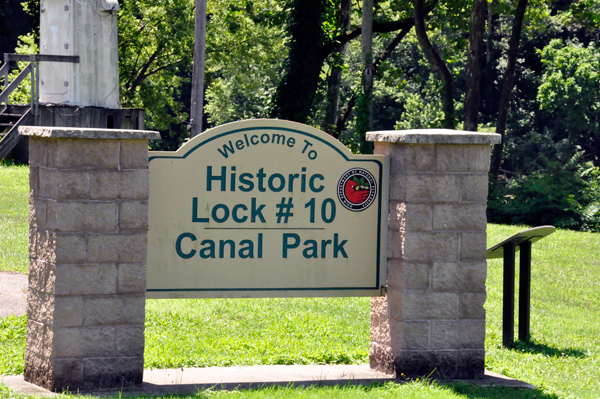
[{"xmin": 2, "ymin": 0, "xmax": 600, "ymax": 231}]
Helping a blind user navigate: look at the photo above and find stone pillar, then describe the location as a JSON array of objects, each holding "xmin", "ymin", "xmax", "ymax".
[
  {"xmin": 19, "ymin": 127, "xmax": 160, "ymax": 391},
  {"xmin": 367, "ymin": 129, "xmax": 500, "ymax": 379}
]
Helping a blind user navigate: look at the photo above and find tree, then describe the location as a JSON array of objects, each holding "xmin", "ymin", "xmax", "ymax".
[
  {"xmin": 323, "ymin": 0, "xmax": 351, "ymax": 134},
  {"xmin": 463, "ymin": 0, "xmax": 487, "ymax": 131},
  {"xmin": 490, "ymin": 0, "xmax": 529, "ymax": 178},
  {"xmin": 414, "ymin": 0, "xmax": 455, "ymax": 129},
  {"xmin": 190, "ymin": 0, "xmax": 207, "ymax": 138},
  {"xmin": 118, "ymin": 0, "xmax": 195, "ymax": 148}
]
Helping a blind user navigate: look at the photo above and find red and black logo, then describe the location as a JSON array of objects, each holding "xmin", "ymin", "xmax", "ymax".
[{"xmin": 337, "ymin": 168, "xmax": 377, "ymax": 211}]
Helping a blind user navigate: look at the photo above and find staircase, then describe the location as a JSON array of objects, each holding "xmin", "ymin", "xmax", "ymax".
[{"xmin": 0, "ymin": 105, "xmax": 31, "ymax": 160}]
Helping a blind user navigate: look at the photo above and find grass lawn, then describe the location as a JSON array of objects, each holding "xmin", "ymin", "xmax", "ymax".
[{"xmin": 1, "ymin": 165, "xmax": 598, "ymax": 398}]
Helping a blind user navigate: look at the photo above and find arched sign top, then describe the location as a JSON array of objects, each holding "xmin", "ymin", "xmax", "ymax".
[
  {"xmin": 150, "ymin": 119, "xmax": 363, "ymax": 162},
  {"xmin": 146, "ymin": 119, "xmax": 389, "ymax": 299}
]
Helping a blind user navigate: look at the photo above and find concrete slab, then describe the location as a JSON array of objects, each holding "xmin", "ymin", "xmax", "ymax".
[
  {"xmin": 0, "ymin": 272, "xmax": 27, "ymax": 318},
  {"xmin": 1, "ymin": 365, "xmax": 535, "ymax": 397}
]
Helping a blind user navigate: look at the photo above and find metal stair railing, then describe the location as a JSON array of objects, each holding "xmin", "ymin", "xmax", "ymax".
[{"xmin": 1, "ymin": 54, "xmax": 80, "ymax": 116}]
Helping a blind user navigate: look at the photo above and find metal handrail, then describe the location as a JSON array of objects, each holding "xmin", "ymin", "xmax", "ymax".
[
  {"xmin": 1, "ymin": 54, "xmax": 80, "ymax": 114},
  {"xmin": 0, "ymin": 63, "xmax": 32, "ymax": 104}
]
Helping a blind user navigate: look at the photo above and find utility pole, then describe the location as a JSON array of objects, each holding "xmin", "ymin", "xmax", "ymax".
[{"xmin": 190, "ymin": 0, "xmax": 207, "ymax": 138}]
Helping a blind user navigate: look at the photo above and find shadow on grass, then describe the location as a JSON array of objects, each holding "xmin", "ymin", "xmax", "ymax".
[
  {"xmin": 447, "ymin": 382, "xmax": 560, "ymax": 399},
  {"xmin": 510, "ymin": 340, "xmax": 586, "ymax": 358}
]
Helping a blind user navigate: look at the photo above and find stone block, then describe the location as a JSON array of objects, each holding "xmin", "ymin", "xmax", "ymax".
[
  {"xmin": 394, "ymin": 349, "xmax": 458, "ymax": 379},
  {"xmin": 118, "ymin": 201, "xmax": 149, "ymax": 232},
  {"xmin": 369, "ymin": 341, "xmax": 395, "ymax": 375},
  {"xmin": 81, "ymin": 357, "xmax": 144, "ymax": 390},
  {"xmin": 385, "ymin": 287, "xmax": 402, "ymax": 318},
  {"xmin": 47, "ymin": 139, "xmax": 120, "ymax": 170},
  {"xmin": 53, "ymin": 296, "xmax": 84, "ymax": 327},
  {"xmin": 388, "ymin": 201, "xmax": 406, "ymax": 231},
  {"xmin": 370, "ymin": 312, "xmax": 391, "ymax": 346},
  {"xmin": 432, "ymin": 204, "xmax": 487, "ymax": 231},
  {"xmin": 26, "ymin": 319, "xmax": 53, "ymax": 358},
  {"xmin": 459, "ymin": 293, "xmax": 486, "ymax": 319},
  {"xmin": 116, "ymin": 326, "xmax": 145, "ymax": 357},
  {"xmin": 87, "ymin": 234, "xmax": 147, "ymax": 263},
  {"xmin": 401, "ymin": 291, "xmax": 457, "ymax": 320},
  {"xmin": 403, "ymin": 232, "xmax": 459, "ymax": 261},
  {"xmin": 51, "ymin": 358, "xmax": 84, "ymax": 390},
  {"xmin": 404, "ymin": 144, "xmax": 436, "ymax": 172},
  {"xmin": 460, "ymin": 174, "xmax": 489, "ymax": 202},
  {"xmin": 406, "ymin": 175, "xmax": 460, "ymax": 203},
  {"xmin": 387, "ymin": 228, "xmax": 404, "ymax": 259},
  {"xmin": 28, "ymin": 259, "xmax": 54, "ymax": 294},
  {"xmin": 456, "ymin": 350, "xmax": 485, "ymax": 379},
  {"xmin": 403, "ymin": 262, "xmax": 431, "ymax": 290},
  {"xmin": 29, "ymin": 137, "xmax": 48, "ymax": 167},
  {"xmin": 460, "ymin": 232, "xmax": 487, "ymax": 261},
  {"xmin": 117, "ymin": 263, "xmax": 147, "ymax": 294},
  {"xmin": 405, "ymin": 204, "xmax": 433, "ymax": 232},
  {"xmin": 55, "ymin": 264, "xmax": 118, "ymax": 295},
  {"xmin": 373, "ymin": 140, "xmax": 394, "ymax": 157},
  {"xmin": 39, "ymin": 169, "xmax": 88, "ymax": 201},
  {"xmin": 29, "ymin": 166, "xmax": 39, "ymax": 197},
  {"xmin": 89, "ymin": 170, "xmax": 149, "ymax": 201},
  {"xmin": 120, "ymin": 140, "xmax": 149, "ymax": 170},
  {"xmin": 431, "ymin": 262, "xmax": 487, "ymax": 292},
  {"xmin": 26, "ymin": 288, "xmax": 54, "ymax": 325},
  {"xmin": 371, "ymin": 296, "xmax": 389, "ymax": 317},
  {"xmin": 390, "ymin": 320, "xmax": 430, "ymax": 350},
  {"xmin": 436, "ymin": 145, "xmax": 491, "ymax": 173},
  {"xmin": 24, "ymin": 350, "xmax": 51, "ymax": 389},
  {"xmin": 47, "ymin": 202, "xmax": 117, "ymax": 233},
  {"xmin": 29, "ymin": 198, "xmax": 48, "ymax": 231},
  {"xmin": 84, "ymin": 295, "xmax": 145, "ymax": 326},
  {"xmin": 52, "ymin": 326, "xmax": 115, "ymax": 358},
  {"xmin": 388, "ymin": 173, "xmax": 407, "ymax": 201},
  {"xmin": 33, "ymin": 231, "xmax": 87, "ymax": 264},
  {"xmin": 386, "ymin": 259, "xmax": 430, "ymax": 290},
  {"xmin": 430, "ymin": 320, "xmax": 486, "ymax": 350}
]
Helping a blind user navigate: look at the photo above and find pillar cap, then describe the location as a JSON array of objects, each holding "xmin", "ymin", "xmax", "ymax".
[
  {"xmin": 367, "ymin": 129, "xmax": 501, "ymax": 145},
  {"xmin": 19, "ymin": 126, "xmax": 161, "ymax": 140}
]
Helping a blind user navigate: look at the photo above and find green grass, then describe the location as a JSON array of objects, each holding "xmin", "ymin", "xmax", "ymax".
[
  {"xmin": 0, "ymin": 165, "xmax": 29, "ymax": 273},
  {"xmin": 1, "ymin": 165, "xmax": 599, "ymax": 398},
  {"xmin": 145, "ymin": 297, "xmax": 369, "ymax": 368}
]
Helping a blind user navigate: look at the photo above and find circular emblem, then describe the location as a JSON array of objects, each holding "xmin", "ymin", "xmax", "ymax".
[{"xmin": 337, "ymin": 168, "xmax": 377, "ymax": 211}]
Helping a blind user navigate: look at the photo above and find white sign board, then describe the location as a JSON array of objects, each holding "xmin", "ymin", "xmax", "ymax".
[{"xmin": 147, "ymin": 120, "xmax": 388, "ymax": 298}]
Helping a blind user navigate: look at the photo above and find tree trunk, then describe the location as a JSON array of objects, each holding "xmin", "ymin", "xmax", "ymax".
[
  {"xmin": 362, "ymin": 0, "xmax": 374, "ymax": 127},
  {"xmin": 414, "ymin": 0, "xmax": 455, "ymax": 129},
  {"xmin": 323, "ymin": 0, "xmax": 351, "ymax": 134},
  {"xmin": 482, "ymin": 0, "xmax": 496, "ymax": 118},
  {"xmin": 335, "ymin": 27, "xmax": 411, "ymax": 137},
  {"xmin": 490, "ymin": 0, "xmax": 528, "ymax": 178},
  {"xmin": 270, "ymin": 0, "xmax": 325, "ymax": 123},
  {"xmin": 463, "ymin": 0, "xmax": 487, "ymax": 131},
  {"xmin": 190, "ymin": 0, "xmax": 207, "ymax": 138}
]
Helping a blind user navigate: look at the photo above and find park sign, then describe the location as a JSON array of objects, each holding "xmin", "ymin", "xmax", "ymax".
[{"xmin": 146, "ymin": 120, "xmax": 389, "ymax": 298}]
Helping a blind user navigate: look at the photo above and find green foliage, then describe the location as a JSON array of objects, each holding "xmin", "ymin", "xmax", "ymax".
[
  {"xmin": 537, "ymin": 39, "xmax": 600, "ymax": 161},
  {"xmin": 488, "ymin": 153, "xmax": 600, "ymax": 232},
  {"xmin": 0, "ymin": 316, "xmax": 26, "ymax": 376},
  {"xmin": 1, "ymin": 33, "xmax": 38, "ymax": 104},
  {"xmin": 204, "ymin": 0, "xmax": 287, "ymax": 126},
  {"xmin": 118, "ymin": 0, "xmax": 195, "ymax": 150}
]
